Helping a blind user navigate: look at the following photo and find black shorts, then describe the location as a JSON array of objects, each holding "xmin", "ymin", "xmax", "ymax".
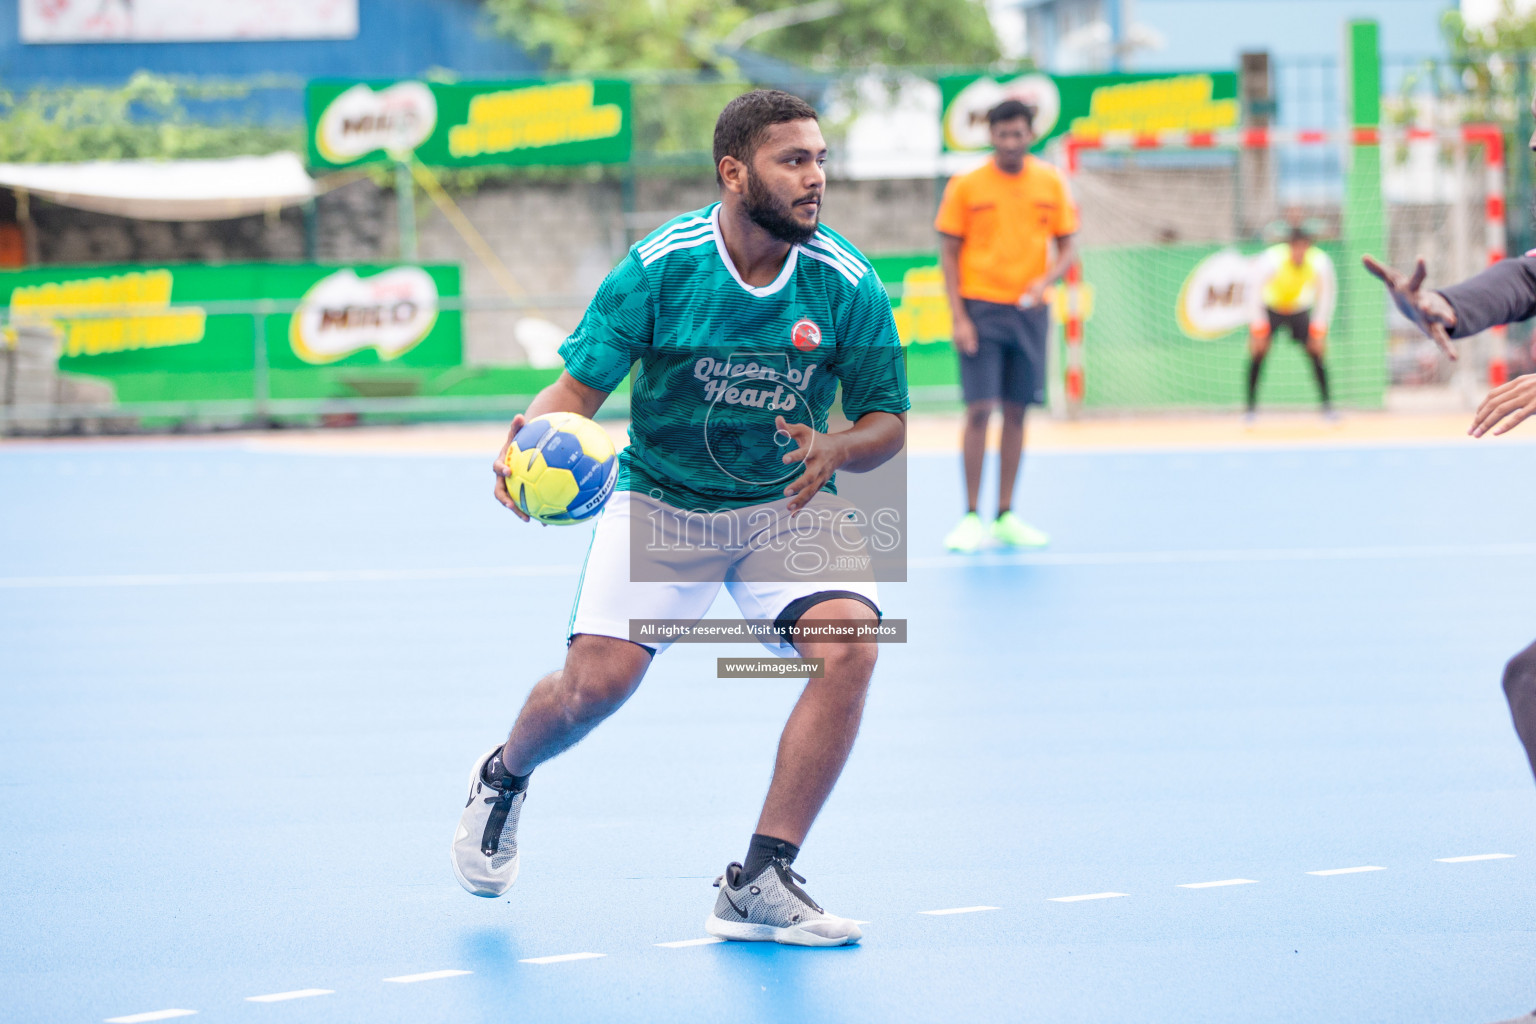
[
  {"xmin": 959, "ymin": 299, "xmax": 1050, "ymax": 406},
  {"xmin": 1266, "ymin": 308, "xmax": 1311, "ymax": 342}
]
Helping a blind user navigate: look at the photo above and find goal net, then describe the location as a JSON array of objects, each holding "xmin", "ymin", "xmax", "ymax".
[{"xmin": 1054, "ymin": 126, "xmax": 1504, "ymax": 412}]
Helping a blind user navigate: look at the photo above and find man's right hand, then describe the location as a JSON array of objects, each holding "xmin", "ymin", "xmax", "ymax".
[
  {"xmin": 1470, "ymin": 374, "xmax": 1536, "ymax": 437},
  {"xmin": 952, "ymin": 314, "xmax": 979, "ymax": 356},
  {"xmin": 1361, "ymin": 254, "xmax": 1459, "ymax": 360},
  {"xmin": 493, "ymin": 414, "xmax": 532, "ymax": 522}
]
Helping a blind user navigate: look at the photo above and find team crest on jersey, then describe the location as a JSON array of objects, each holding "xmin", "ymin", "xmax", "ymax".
[{"xmin": 791, "ymin": 318, "xmax": 822, "ymax": 351}]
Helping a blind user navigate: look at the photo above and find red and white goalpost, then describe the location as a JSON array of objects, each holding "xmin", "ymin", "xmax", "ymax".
[{"xmin": 1051, "ymin": 124, "xmax": 1507, "ymax": 411}]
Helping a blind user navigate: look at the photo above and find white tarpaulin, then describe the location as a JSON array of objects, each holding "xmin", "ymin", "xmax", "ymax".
[
  {"xmin": 20, "ymin": 0, "xmax": 358, "ymax": 42},
  {"xmin": 0, "ymin": 153, "xmax": 317, "ymax": 221}
]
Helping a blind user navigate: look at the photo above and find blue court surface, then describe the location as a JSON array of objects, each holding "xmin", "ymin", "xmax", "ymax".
[{"xmin": 4, "ymin": 428, "xmax": 1536, "ymax": 1024}]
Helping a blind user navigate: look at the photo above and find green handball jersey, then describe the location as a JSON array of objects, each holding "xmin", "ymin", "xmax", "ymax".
[{"xmin": 559, "ymin": 202, "xmax": 910, "ymax": 512}]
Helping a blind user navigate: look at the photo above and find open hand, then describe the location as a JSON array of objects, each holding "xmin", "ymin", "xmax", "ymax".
[
  {"xmin": 1470, "ymin": 374, "xmax": 1536, "ymax": 437},
  {"xmin": 777, "ymin": 414, "xmax": 844, "ymax": 513},
  {"xmin": 492, "ymin": 414, "xmax": 533, "ymax": 522},
  {"xmin": 1361, "ymin": 254, "xmax": 1458, "ymax": 360}
]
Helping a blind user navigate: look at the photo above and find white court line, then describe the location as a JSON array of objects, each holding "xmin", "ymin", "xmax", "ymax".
[
  {"xmin": 104, "ymin": 1012, "xmax": 196, "ymax": 1023},
  {"xmin": 520, "ymin": 952, "xmax": 605, "ymax": 965},
  {"xmin": 11, "ymin": 541, "xmax": 1536, "ymax": 590},
  {"xmin": 0, "ymin": 565, "xmax": 577, "ymax": 590},
  {"xmin": 907, "ymin": 541, "xmax": 1536, "ymax": 571},
  {"xmin": 656, "ymin": 937, "xmax": 725, "ymax": 948},
  {"xmin": 918, "ymin": 905, "xmax": 1000, "ymax": 916},
  {"xmin": 1436, "ymin": 853, "xmax": 1515, "ymax": 863},
  {"xmin": 1307, "ymin": 866, "xmax": 1385, "ymax": 876},
  {"xmin": 1178, "ymin": 879, "xmax": 1258, "ymax": 889},
  {"xmin": 383, "ymin": 969, "xmax": 472, "ymax": 983},
  {"xmin": 1048, "ymin": 892, "xmax": 1129, "ymax": 903},
  {"xmin": 245, "ymin": 989, "xmax": 333, "ymax": 1003}
]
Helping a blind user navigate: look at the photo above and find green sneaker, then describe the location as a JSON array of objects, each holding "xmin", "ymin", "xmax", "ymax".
[
  {"xmin": 943, "ymin": 512, "xmax": 988, "ymax": 553},
  {"xmin": 992, "ymin": 511, "xmax": 1049, "ymax": 548}
]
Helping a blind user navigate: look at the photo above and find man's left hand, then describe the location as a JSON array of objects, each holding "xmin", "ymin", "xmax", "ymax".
[
  {"xmin": 1470, "ymin": 374, "xmax": 1536, "ymax": 437},
  {"xmin": 1018, "ymin": 281, "xmax": 1048, "ymax": 309},
  {"xmin": 777, "ymin": 415, "xmax": 846, "ymax": 513},
  {"xmin": 1309, "ymin": 323, "xmax": 1328, "ymax": 342}
]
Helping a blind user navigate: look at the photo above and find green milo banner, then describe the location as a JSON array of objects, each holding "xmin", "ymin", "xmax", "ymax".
[
  {"xmin": 938, "ymin": 70, "xmax": 1240, "ymax": 153},
  {"xmin": 2, "ymin": 263, "xmax": 462, "ymax": 403},
  {"xmin": 870, "ymin": 249, "xmax": 1386, "ymax": 410},
  {"xmin": 307, "ymin": 79, "xmax": 632, "ymax": 170}
]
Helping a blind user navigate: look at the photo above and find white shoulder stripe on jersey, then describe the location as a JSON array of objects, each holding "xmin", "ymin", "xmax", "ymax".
[
  {"xmin": 639, "ymin": 214, "xmax": 706, "ymax": 244},
  {"xmin": 640, "ymin": 232, "xmax": 716, "ymax": 267},
  {"xmin": 811, "ymin": 232, "xmax": 871, "ymax": 273},
  {"xmin": 640, "ymin": 223, "xmax": 712, "ymax": 262},
  {"xmin": 797, "ymin": 244, "xmax": 862, "ymax": 287},
  {"xmin": 805, "ymin": 237, "xmax": 865, "ymax": 280},
  {"xmin": 638, "ymin": 218, "xmax": 709, "ymax": 258}
]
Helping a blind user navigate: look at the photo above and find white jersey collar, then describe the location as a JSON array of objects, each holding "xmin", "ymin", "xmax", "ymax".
[{"xmin": 711, "ymin": 203, "xmax": 798, "ymax": 298}]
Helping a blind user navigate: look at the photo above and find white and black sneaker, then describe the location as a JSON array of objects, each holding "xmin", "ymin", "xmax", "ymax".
[
  {"xmin": 705, "ymin": 859, "xmax": 862, "ymax": 946},
  {"xmin": 450, "ymin": 745, "xmax": 525, "ymax": 897}
]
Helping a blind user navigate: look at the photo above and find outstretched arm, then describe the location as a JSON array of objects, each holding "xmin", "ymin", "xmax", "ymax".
[
  {"xmin": 1436, "ymin": 255, "xmax": 1536, "ymax": 339},
  {"xmin": 1365, "ymin": 254, "xmax": 1536, "ymax": 437},
  {"xmin": 1360, "ymin": 255, "xmax": 1459, "ymax": 358},
  {"xmin": 1363, "ymin": 253, "xmax": 1536, "ymax": 357}
]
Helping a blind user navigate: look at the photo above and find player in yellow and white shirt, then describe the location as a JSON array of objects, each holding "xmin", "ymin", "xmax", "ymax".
[{"xmin": 1247, "ymin": 224, "xmax": 1337, "ymax": 418}]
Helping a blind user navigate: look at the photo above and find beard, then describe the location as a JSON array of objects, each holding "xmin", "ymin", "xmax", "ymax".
[{"xmin": 744, "ymin": 170, "xmax": 819, "ymax": 245}]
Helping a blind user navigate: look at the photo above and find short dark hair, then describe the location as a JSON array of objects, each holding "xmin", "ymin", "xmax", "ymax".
[
  {"xmin": 988, "ymin": 99, "xmax": 1036, "ymax": 128},
  {"xmin": 713, "ymin": 89, "xmax": 820, "ymax": 186},
  {"xmin": 1289, "ymin": 223, "xmax": 1313, "ymax": 243}
]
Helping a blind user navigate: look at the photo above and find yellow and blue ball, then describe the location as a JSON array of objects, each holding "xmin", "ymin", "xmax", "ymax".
[{"xmin": 503, "ymin": 411, "xmax": 618, "ymax": 525}]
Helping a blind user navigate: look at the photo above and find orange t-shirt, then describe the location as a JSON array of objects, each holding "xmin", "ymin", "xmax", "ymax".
[{"xmin": 934, "ymin": 157, "xmax": 1079, "ymax": 305}]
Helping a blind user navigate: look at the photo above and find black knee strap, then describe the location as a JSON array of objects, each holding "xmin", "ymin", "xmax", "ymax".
[{"xmin": 773, "ymin": 590, "xmax": 881, "ymax": 641}]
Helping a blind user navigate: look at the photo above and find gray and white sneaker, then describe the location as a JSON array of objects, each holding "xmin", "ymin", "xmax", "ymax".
[
  {"xmin": 450, "ymin": 745, "xmax": 525, "ymax": 897},
  {"xmin": 705, "ymin": 859, "xmax": 862, "ymax": 946}
]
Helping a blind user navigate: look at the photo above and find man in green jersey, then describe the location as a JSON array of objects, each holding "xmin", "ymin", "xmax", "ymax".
[{"xmin": 451, "ymin": 90, "xmax": 909, "ymax": 947}]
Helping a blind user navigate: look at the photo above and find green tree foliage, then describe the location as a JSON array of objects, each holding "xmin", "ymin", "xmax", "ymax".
[
  {"xmin": 0, "ymin": 72, "xmax": 302, "ymax": 164},
  {"xmin": 483, "ymin": 0, "xmax": 1001, "ymax": 167},
  {"xmin": 1441, "ymin": 0, "xmax": 1536, "ymax": 121},
  {"xmin": 754, "ymin": 0, "xmax": 1000, "ymax": 70},
  {"xmin": 1440, "ymin": 0, "xmax": 1536, "ymax": 252},
  {"xmin": 484, "ymin": 0, "xmax": 1001, "ymax": 73},
  {"xmin": 484, "ymin": 0, "xmax": 747, "ymax": 74}
]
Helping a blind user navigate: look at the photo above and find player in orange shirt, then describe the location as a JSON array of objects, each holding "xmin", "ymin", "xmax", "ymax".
[{"xmin": 935, "ymin": 100, "xmax": 1079, "ymax": 553}]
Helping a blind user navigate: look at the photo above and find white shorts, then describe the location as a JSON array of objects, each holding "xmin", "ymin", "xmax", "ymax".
[{"xmin": 568, "ymin": 490, "xmax": 881, "ymax": 657}]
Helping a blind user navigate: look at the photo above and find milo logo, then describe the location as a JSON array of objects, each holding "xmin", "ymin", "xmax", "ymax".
[
  {"xmin": 943, "ymin": 74, "xmax": 1060, "ymax": 152},
  {"xmin": 289, "ymin": 267, "xmax": 439, "ymax": 364},
  {"xmin": 1176, "ymin": 249, "xmax": 1256, "ymax": 341},
  {"xmin": 315, "ymin": 82, "xmax": 437, "ymax": 165}
]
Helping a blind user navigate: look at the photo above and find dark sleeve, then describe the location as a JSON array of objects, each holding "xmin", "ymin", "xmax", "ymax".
[{"xmin": 1439, "ymin": 256, "xmax": 1536, "ymax": 338}]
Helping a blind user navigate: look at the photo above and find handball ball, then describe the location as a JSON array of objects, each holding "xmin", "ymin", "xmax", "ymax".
[{"xmin": 503, "ymin": 412, "xmax": 618, "ymax": 525}]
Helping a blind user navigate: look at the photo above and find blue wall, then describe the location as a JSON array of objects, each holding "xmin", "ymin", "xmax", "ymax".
[{"xmin": 0, "ymin": 0, "xmax": 537, "ymax": 112}]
